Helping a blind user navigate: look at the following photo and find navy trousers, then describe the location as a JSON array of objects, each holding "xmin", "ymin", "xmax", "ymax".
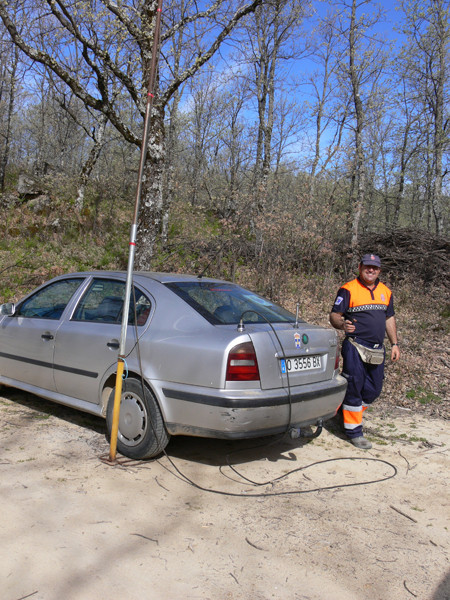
[{"xmin": 341, "ymin": 338, "xmax": 385, "ymax": 438}]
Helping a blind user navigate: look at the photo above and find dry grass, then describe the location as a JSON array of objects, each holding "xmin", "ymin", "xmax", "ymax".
[{"xmin": 1, "ymin": 197, "xmax": 448, "ymax": 420}]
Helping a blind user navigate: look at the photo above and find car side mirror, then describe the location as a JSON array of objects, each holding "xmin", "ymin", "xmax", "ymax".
[{"xmin": 0, "ymin": 302, "xmax": 15, "ymax": 316}]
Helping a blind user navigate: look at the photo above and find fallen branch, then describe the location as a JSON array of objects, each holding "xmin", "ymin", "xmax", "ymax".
[
  {"xmin": 131, "ymin": 533, "xmax": 159, "ymax": 544},
  {"xmin": 245, "ymin": 536, "xmax": 265, "ymax": 551},
  {"xmin": 390, "ymin": 505, "xmax": 418, "ymax": 523},
  {"xmin": 16, "ymin": 592, "xmax": 38, "ymax": 600},
  {"xmin": 155, "ymin": 476, "xmax": 170, "ymax": 492},
  {"xmin": 403, "ymin": 580, "xmax": 418, "ymax": 597},
  {"xmin": 397, "ymin": 451, "xmax": 411, "ymax": 474}
]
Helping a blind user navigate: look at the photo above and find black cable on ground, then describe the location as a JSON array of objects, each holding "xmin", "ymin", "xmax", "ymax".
[
  {"xmin": 112, "ymin": 289, "xmax": 398, "ymax": 498},
  {"xmin": 155, "ymin": 452, "xmax": 398, "ymax": 498}
]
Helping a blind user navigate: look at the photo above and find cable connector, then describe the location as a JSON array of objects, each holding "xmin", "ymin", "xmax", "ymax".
[{"xmin": 289, "ymin": 419, "xmax": 323, "ymax": 440}]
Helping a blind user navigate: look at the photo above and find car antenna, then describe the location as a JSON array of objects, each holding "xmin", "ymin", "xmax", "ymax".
[
  {"xmin": 197, "ymin": 266, "xmax": 206, "ymax": 279},
  {"xmin": 197, "ymin": 257, "xmax": 212, "ymax": 279},
  {"xmin": 294, "ymin": 303, "xmax": 300, "ymax": 328}
]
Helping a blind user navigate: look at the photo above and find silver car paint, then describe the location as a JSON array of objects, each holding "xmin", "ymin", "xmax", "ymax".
[
  {"xmin": 0, "ymin": 313, "xmax": 59, "ymax": 392},
  {"xmin": 0, "ymin": 271, "xmax": 347, "ymax": 439},
  {"xmin": 156, "ymin": 377, "xmax": 346, "ymax": 438}
]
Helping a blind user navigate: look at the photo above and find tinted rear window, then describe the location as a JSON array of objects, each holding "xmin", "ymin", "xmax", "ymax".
[{"xmin": 165, "ymin": 281, "xmax": 297, "ymax": 325}]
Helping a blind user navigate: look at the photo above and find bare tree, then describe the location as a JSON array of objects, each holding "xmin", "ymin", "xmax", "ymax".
[
  {"xmin": 74, "ymin": 112, "xmax": 109, "ymax": 212},
  {"xmin": 238, "ymin": 0, "xmax": 309, "ymax": 212},
  {"xmin": 0, "ymin": 0, "xmax": 263, "ymax": 267},
  {"xmin": 205, "ymin": 77, "xmax": 254, "ymax": 217},
  {"xmin": 399, "ymin": 0, "xmax": 449, "ymax": 234},
  {"xmin": 305, "ymin": 10, "xmax": 350, "ymax": 203},
  {"xmin": 0, "ymin": 32, "xmax": 19, "ymax": 192},
  {"xmin": 388, "ymin": 76, "xmax": 422, "ymax": 229},
  {"xmin": 333, "ymin": 0, "xmax": 389, "ymax": 257},
  {"xmin": 161, "ymin": 0, "xmax": 188, "ymax": 244},
  {"xmin": 185, "ymin": 69, "xmax": 223, "ymax": 207},
  {"xmin": 270, "ymin": 94, "xmax": 303, "ymax": 208}
]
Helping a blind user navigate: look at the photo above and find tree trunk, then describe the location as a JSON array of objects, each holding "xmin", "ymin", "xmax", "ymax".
[
  {"xmin": 135, "ymin": 102, "xmax": 166, "ymax": 270},
  {"xmin": 75, "ymin": 114, "xmax": 108, "ymax": 212},
  {"xmin": 0, "ymin": 45, "xmax": 18, "ymax": 192},
  {"xmin": 349, "ymin": 0, "xmax": 366, "ymax": 257},
  {"xmin": 431, "ymin": 3, "xmax": 446, "ymax": 235}
]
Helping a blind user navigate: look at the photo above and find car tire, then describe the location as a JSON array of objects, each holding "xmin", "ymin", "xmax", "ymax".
[{"xmin": 106, "ymin": 378, "xmax": 169, "ymax": 460}]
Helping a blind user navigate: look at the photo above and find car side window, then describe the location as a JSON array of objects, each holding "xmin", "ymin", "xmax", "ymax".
[
  {"xmin": 17, "ymin": 278, "xmax": 84, "ymax": 320},
  {"xmin": 72, "ymin": 279, "xmax": 151, "ymax": 325}
]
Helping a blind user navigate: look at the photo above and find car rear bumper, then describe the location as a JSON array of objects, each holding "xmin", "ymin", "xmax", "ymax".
[{"xmin": 157, "ymin": 376, "xmax": 347, "ymax": 439}]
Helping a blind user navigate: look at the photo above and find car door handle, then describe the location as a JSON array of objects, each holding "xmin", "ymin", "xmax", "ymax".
[
  {"xmin": 41, "ymin": 332, "xmax": 54, "ymax": 340},
  {"xmin": 107, "ymin": 340, "xmax": 120, "ymax": 350}
]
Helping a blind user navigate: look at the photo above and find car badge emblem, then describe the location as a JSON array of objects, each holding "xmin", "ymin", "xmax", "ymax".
[
  {"xmin": 294, "ymin": 332, "xmax": 301, "ymax": 348},
  {"xmin": 302, "ymin": 334, "xmax": 309, "ymax": 345}
]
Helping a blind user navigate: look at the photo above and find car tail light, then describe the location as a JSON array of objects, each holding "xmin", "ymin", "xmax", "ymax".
[
  {"xmin": 335, "ymin": 345, "xmax": 340, "ymax": 370},
  {"xmin": 226, "ymin": 342, "xmax": 260, "ymax": 381}
]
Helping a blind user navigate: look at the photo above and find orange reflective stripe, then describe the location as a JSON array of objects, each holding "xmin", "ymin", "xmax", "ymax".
[{"xmin": 342, "ymin": 409, "xmax": 363, "ymax": 426}]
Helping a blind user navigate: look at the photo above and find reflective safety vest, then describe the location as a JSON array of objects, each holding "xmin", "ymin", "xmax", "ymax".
[{"xmin": 332, "ymin": 278, "xmax": 394, "ymax": 345}]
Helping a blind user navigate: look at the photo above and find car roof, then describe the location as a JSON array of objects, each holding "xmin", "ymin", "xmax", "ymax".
[{"xmin": 57, "ymin": 271, "xmax": 230, "ymax": 285}]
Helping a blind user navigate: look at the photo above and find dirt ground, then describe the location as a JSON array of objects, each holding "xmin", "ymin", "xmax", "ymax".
[{"xmin": 0, "ymin": 387, "xmax": 449, "ymax": 600}]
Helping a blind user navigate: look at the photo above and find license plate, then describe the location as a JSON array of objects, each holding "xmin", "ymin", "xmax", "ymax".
[{"xmin": 280, "ymin": 355, "xmax": 322, "ymax": 374}]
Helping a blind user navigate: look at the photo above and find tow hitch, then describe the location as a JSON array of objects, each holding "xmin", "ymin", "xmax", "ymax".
[{"xmin": 289, "ymin": 419, "xmax": 323, "ymax": 440}]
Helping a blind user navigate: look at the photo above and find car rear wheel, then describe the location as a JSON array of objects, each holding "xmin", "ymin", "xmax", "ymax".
[{"xmin": 106, "ymin": 378, "xmax": 169, "ymax": 459}]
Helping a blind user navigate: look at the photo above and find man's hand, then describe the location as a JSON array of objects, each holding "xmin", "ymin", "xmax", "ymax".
[
  {"xmin": 343, "ymin": 319, "xmax": 356, "ymax": 334},
  {"xmin": 329, "ymin": 312, "xmax": 355, "ymax": 333},
  {"xmin": 386, "ymin": 316, "xmax": 400, "ymax": 362},
  {"xmin": 391, "ymin": 345, "xmax": 400, "ymax": 362}
]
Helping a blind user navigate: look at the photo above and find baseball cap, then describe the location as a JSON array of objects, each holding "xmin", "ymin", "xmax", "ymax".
[{"xmin": 361, "ymin": 253, "xmax": 381, "ymax": 267}]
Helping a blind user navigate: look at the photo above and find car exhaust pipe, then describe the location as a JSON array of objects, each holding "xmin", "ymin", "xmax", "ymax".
[{"xmin": 289, "ymin": 419, "xmax": 323, "ymax": 440}]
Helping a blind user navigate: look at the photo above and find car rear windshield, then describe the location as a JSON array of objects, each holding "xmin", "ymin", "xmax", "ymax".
[{"xmin": 165, "ymin": 281, "xmax": 298, "ymax": 325}]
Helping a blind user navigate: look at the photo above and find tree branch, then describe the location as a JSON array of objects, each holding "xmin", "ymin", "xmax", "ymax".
[{"xmin": 162, "ymin": 0, "xmax": 264, "ymax": 105}]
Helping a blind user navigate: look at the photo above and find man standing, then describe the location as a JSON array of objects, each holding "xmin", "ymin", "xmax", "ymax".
[{"xmin": 330, "ymin": 254, "xmax": 400, "ymax": 449}]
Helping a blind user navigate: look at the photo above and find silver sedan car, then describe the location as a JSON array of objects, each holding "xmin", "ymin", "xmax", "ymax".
[{"xmin": 0, "ymin": 271, "xmax": 346, "ymax": 459}]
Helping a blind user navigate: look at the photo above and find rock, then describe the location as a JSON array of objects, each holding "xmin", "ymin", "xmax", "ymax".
[
  {"xmin": 17, "ymin": 172, "xmax": 45, "ymax": 199},
  {"xmin": 28, "ymin": 194, "xmax": 52, "ymax": 214}
]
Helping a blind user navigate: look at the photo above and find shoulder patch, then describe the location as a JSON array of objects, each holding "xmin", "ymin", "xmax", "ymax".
[{"xmin": 334, "ymin": 296, "xmax": 343, "ymax": 306}]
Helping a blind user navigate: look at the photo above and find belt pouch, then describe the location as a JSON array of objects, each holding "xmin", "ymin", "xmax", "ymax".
[{"xmin": 348, "ymin": 337, "xmax": 385, "ymax": 365}]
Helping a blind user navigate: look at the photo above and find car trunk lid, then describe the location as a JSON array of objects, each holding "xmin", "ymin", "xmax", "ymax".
[{"xmin": 248, "ymin": 324, "xmax": 338, "ymax": 390}]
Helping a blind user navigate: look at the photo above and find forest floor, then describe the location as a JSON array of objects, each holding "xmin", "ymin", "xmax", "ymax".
[
  {"xmin": 0, "ymin": 260, "xmax": 448, "ymax": 600},
  {"xmin": 0, "ymin": 389, "xmax": 449, "ymax": 600}
]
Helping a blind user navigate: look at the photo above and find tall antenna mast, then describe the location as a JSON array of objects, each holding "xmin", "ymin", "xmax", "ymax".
[{"xmin": 108, "ymin": 0, "xmax": 164, "ymax": 462}]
